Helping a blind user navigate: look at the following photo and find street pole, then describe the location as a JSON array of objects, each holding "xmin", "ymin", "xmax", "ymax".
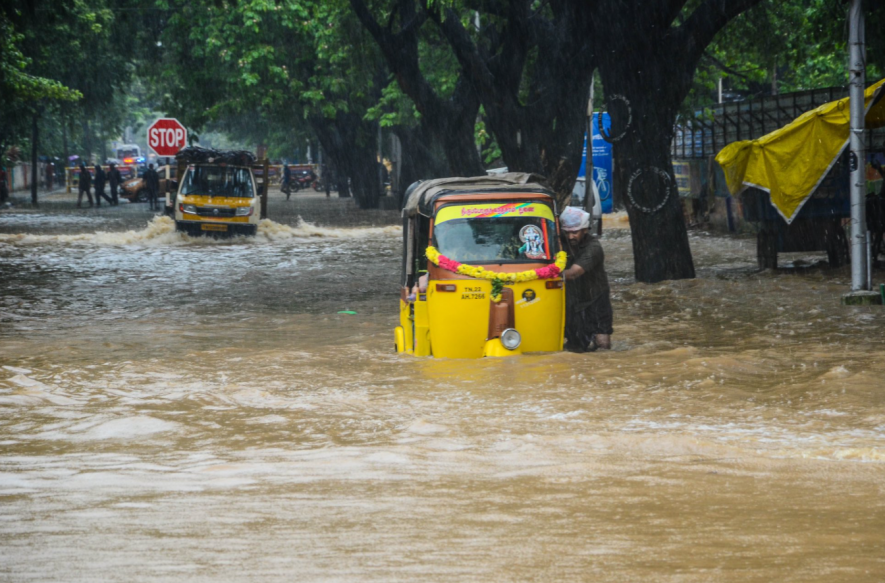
[
  {"xmin": 848, "ymin": 0, "xmax": 868, "ymax": 292},
  {"xmin": 583, "ymin": 81, "xmax": 595, "ymax": 214}
]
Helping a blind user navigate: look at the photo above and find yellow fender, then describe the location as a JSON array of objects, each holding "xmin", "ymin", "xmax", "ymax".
[
  {"xmin": 394, "ymin": 326, "xmax": 405, "ymax": 353},
  {"xmin": 482, "ymin": 338, "xmax": 523, "ymax": 358}
]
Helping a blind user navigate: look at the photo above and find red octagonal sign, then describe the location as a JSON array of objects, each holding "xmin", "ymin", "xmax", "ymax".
[{"xmin": 147, "ymin": 118, "xmax": 187, "ymax": 157}]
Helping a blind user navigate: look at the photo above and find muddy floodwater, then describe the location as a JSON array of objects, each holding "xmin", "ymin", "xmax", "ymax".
[{"xmin": 1, "ymin": 205, "xmax": 884, "ymax": 582}]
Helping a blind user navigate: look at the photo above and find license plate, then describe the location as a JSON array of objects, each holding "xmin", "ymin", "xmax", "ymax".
[{"xmin": 201, "ymin": 223, "xmax": 228, "ymax": 232}]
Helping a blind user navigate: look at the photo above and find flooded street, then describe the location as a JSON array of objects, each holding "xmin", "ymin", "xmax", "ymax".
[{"xmin": 1, "ymin": 204, "xmax": 884, "ymax": 581}]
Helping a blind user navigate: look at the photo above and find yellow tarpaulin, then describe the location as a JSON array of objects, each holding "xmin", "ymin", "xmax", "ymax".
[{"xmin": 716, "ymin": 78, "xmax": 885, "ymax": 223}]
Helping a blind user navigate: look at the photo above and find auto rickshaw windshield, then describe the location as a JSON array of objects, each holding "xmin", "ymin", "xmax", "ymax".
[
  {"xmin": 181, "ymin": 166, "xmax": 254, "ymax": 198},
  {"xmin": 432, "ymin": 202, "xmax": 558, "ymax": 263}
]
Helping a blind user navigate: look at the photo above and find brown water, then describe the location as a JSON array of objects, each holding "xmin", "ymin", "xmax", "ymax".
[{"xmin": 1, "ymin": 212, "xmax": 884, "ymax": 582}]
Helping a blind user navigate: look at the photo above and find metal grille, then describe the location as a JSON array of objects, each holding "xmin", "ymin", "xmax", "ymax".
[
  {"xmin": 193, "ymin": 207, "xmax": 237, "ymax": 217},
  {"xmin": 671, "ymin": 86, "xmax": 885, "ymax": 159}
]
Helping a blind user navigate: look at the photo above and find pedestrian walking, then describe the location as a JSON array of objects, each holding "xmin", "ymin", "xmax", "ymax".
[
  {"xmin": 77, "ymin": 163, "xmax": 93, "ymax": 207},
  {"xmin": 45, "ymin": 162, "xmax": 54, "ymax": 190},
  {"xmin": 282, "ymin": 163, "xmax": 292, "ymax": 200},
  {"xmin": 144, "ymin": 163, "xmax": 160, "ymax": 211},
  {"xmin": 108, "ymin": 162, "xmax": 121, "ymax": 205},
  {"xmin": 94, "ymin": 164, "xmax": 112, "ymax": 206}
]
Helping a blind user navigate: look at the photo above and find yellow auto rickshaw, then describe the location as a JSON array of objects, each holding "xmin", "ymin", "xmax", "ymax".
[{"xmin": 395, "ymin": 174, "xmax": 567, "ymax": 358}]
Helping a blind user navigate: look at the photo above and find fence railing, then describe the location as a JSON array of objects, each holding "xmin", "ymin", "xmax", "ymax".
[{"xmin": 672, "ymin": 86, "xmax": 885, "ymax": 159}]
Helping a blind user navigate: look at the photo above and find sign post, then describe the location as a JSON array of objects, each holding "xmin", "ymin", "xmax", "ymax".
[{"xmin": 147, "ymin": 118, "xmax": 187, "ymax": 158}]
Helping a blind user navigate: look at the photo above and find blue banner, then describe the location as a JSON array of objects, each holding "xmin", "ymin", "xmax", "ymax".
[{"xmin": 578, "ymin": 113, "xmax": 614, "ymax": 214}]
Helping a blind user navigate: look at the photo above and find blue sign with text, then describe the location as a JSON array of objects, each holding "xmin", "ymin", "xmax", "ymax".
[{"xmin": 578, "ymin": 112, "xmax": 614, "ymax": 214}]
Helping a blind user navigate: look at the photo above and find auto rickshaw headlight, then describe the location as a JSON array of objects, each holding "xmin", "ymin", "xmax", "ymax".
[{"xmin": 500, "ymin": 328, "xmax": 521, "ymax": 350}]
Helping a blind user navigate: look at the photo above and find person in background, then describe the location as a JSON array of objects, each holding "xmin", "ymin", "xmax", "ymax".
[
  {"xmin": 560, "ymin": 206, "xmax": 613, "ymax": 352},
  {"xmin": 108, "ymin": 162, "xmax": 121, "ymax": 206},
  {"xmin": 0, "ymin": 166, "xmax": 9, "ymax": 204},
  {"xmin": 45, "ymin": 162, "xmax": 54, "ymax": 190},
  {"xmin": 144, "ymin": 163, "xmax": 160, "ymax": 211},
  {"xmin": 93, "ymin": 164, "xmax": 112, "ymax": 206},
  {"xmin": 322, "ymin": 163, "xmax": 331, "ymax": 197},
  {"xmin": 282, "ymin": 163, "xmax": 292, "ymax": 200},
  {"xmin": 77, "ymin": 163, "xmax": 93, "ymax": 208}
]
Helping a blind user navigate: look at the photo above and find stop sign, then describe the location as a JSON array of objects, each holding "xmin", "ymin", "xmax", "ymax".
[{"xmin": 147, "ymin": 118, "xmax": 187, "ymax": 157}]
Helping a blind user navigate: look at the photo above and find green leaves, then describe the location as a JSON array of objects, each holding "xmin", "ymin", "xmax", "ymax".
[{"xmin": 0, "ymin": 13, "xmax": 81, "ymax": 104}]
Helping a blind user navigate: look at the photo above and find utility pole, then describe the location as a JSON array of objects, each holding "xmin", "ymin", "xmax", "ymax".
[
  {"xmin": 843, "ymin": 0, "xmax": 879, "ymax": 304},
  {"xmin": 583, "ymin": 81, "xmax": 595, "ymax": 214}
]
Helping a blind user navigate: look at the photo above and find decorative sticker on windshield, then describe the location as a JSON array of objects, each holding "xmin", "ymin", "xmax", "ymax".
[
  {"xmin": 435, "ymin": 202, "xmax": 555, "ymax": 224},
  {"xmin": 519, "ymin": 225, "xmax": 546, "ymax": 259}
]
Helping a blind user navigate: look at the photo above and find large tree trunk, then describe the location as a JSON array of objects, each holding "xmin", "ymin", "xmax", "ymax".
[
  {"xmin": 311, "ymin": 114, "xmax": 382, "ymax": 208},
  {"xmin": 392, "ymin": 124, "xmax": 447, "ymax": 205},
  {"xmin": 348, "ymin": 142, "xmax": 382, "ymax": 209},
  {"xmin": 435, "ymin": 109, "xmax": 483, "ymax": 177},
  {"xmin": 612, "ymin": 123, "xmax": 695, "ymax": 282},
  {"xmin": 349, "ymin": 0, "xmax": 484, "ymax": 178},
  {"xmin": 62, "ymin": 107, "xmax": 69, "ymax": 178},
  {"xmin": 587, "ymin": 0, "xmax": 764, "ymax": 282},
  {"xmin": 428, "ymin": 2, "xmax": 593, "ymax": 209},
  {"xmin": 600, "ymin": 56, "xmax": 696, "ymax": 283},
  {"xmin": 82, "ymin": 119, "xmax": 91, "ymax": 163}
]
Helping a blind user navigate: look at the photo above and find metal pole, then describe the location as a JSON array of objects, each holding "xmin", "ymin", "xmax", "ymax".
[
  {"xmin": 849, "ymin": 0, "xmax": 868, "ymax": 291},
  {"xmin": 583, "ymin": 81, "xmax": 595, "ymax": 214}
]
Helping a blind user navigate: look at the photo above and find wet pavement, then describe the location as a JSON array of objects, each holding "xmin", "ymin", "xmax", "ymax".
[{"xmin": 1, "ymin": 196, "xmax": 884, "ymax": 581}]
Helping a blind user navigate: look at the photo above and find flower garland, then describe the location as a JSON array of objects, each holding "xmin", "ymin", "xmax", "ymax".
[{"xmin": 426, "ymin": 246, "xmax": 567, "ymax": 301}]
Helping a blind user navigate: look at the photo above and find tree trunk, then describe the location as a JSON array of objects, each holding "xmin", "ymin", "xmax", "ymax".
[
  {"xmin": 311, "ymin": 115, "xmax": 383, "ymax": 208},
  {"xmin": 349, "ymin": 0, "xmax": 484, "ymax": 178},
  {"xmin": 98, "ymin": 116, "xmax": 107, "ymax": 163},
  {"xmin": 392, "ymin": 125, "xmax": 447, "ymax": 205},
  {"xmin": 62, "ymin": 107, "xmax": 69, "ymax": 179},
  {"xmin": 31, "ymin": 111, "xmax": 39, "ymax": 206},
  {"xmin": 610, "ymin": 111, "xmax": 695, "ymax": 283},
  {"xmin": 343, "ymin": 137, "xmax": 382, "ymax": 210},
  {"xmin": 336, "ymin": 174, "xmax": 350, "ymax": 198},
  {"xmin": 82, "ymin": 119, "xmax": 92, "ymax": 163}
]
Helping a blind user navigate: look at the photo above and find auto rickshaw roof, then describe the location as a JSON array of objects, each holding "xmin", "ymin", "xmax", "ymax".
[{"xmin": 403, "ymin": 173, "xmax": 551, "ymax": 218}]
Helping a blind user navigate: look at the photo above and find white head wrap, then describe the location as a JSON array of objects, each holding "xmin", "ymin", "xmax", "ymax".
[{"xmin": 560, "ymin": 207, "xmax": 590, "ymax": 231}]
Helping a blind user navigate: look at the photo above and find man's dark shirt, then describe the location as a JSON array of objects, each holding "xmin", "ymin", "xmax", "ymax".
[
  {"xmin": 144, "ymin": 169, "xmax": 160, "ymax": 192},
  {"xmin": 565, "ymin": 235, "xmax": 610, "ymax": 311},
  {"xmin": 79, "ymin": 168, "xmax": 91, "ymax": 190}
]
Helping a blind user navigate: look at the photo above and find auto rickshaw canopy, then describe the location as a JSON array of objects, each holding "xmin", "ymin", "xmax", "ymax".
[
  {"xmin": 402, "ymin": 173, "xmax": 547, "ymax": 218},
  {"xmin": 716, "ymin": 78, "xmax": 885, "ymax": 223},
  {"xmin": 400, "ymin": 174, "xmax": 556, "ymax": 287}
]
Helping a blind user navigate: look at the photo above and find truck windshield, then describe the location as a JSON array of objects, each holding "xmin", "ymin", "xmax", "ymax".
[
  {"xmin": 181, "ymin": 166, "xmax": 254, "ymax": 198},
  {"xmin": 432, "ymin": 203, "xmax": 558, "ymax": 263}
]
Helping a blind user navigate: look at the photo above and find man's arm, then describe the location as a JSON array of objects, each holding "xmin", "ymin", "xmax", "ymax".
[
  {"xmin": 566, "ymin": 239, "xmax": 605, "ymax": 280},
  {"xmin": 563, "ymin": 264, "xmax": 585, "ymax": 280}
]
